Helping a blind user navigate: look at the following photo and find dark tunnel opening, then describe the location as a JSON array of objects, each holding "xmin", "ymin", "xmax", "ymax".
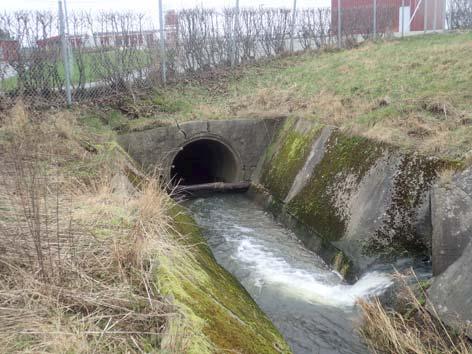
[{"xmin": 171, "ymin": 139, "xmax": 239, "ymax": 185}]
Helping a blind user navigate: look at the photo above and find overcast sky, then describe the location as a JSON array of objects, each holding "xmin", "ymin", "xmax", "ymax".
[{"xmin": 2, "ymin": 0, "xmax": 331, "ymax": 14}]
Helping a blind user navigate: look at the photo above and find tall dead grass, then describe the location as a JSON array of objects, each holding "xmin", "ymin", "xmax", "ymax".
[
  {"xmin": 359, "ymin": 272, "xmax": 472, "ymax": 354},
  {"xmin": 0, "ymin": 104, "xmax": 186, "ymax": 353}
]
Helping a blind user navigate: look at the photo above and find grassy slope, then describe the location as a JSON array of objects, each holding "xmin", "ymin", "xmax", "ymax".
[{"xmin": 146, "ymin": 32, "xmax": 472, "ymax": 161}]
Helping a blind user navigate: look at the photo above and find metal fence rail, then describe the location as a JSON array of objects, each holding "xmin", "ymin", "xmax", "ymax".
[{"xmin": 0, "ymin": 0, "xmax": 469, "ymax": 107}]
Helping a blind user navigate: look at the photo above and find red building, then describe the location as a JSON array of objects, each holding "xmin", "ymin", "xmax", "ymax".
[
  {"xmin": 0, "ymin": 40, "xmax": 19, "ymax": 62},
  {"xmin": 332, "ymin": 0, "xmax": 446, "ymax": 34},
  {"xmin": 36, "ymin": 35, "xmax": 85, "ymax": 49},
  {"xmin": 165, "ymin": 10, "xmax": 178, "ymax": 45}
]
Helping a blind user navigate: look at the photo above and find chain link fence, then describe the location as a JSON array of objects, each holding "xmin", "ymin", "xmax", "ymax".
[{"xmin": 0, "ymin": 0, "xmax": 470, "ymax": 108}]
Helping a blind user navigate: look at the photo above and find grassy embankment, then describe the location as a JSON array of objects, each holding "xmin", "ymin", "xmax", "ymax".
[
  {"xmin": 0, "ymin": 105, "xmax": 289, "ymax": 353},
  {"xmin": 124, "ymin": 32, "xmax": 472, "ymax": 162}
]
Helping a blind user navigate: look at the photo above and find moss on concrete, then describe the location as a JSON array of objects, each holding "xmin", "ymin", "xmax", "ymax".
[
  {"xmin": 287, "ymin": 132, "xmax": 386, "ymax": 242},
  {"xmin": 157, "ymin": 206, "xmax": 291, "ymax": 354},
  {"xmin": 332, "ymin": 251, "xmax": 352, "ymax": 279},
  {"xmin": 261, "ymin": 118, "xmax": 322, "ymax": 201}
]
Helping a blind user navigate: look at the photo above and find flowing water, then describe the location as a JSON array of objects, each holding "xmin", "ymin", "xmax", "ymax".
[{"xmin": 187, "ymin": 194, "xmax": 394, "ymax": 354}]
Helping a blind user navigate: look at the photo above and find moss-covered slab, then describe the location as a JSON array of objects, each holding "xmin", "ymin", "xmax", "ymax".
[
  {"xmin": 158, "ymin": 206, "xmax": 291, "ymax": 354},
  {"xmin": 260, "ymin": 117, "xmax": 323, "ymax": 201},
  {"xmin": 287, "ymin": 131, "xmax": 386, "ymax": 242}
]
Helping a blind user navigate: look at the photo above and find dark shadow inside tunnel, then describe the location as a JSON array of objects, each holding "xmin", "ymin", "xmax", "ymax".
[{"xmin": 171, "ymin": 139, "xmax": 239, "ymax": 185}]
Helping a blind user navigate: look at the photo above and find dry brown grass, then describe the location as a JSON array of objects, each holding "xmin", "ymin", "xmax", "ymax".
[
  {"xmin": 0, "ymin": 104, "xmax": 188, "ymax": 353},
  {"xmin": 359, "ymin": 272, "xmax": 472, "ymax": 354},
  {"xmin": 221, "ymin": 85, "xmax": 472, "ymax": 159}
]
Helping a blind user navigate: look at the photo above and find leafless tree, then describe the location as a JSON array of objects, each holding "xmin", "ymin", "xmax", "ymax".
[{"xmin": 447, "ymin": 0, "xmax": 472, "ymax": 29}]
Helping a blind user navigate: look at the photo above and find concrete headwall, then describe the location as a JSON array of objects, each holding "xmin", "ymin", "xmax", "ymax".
[
  {"xmin": 117, "ymin": 118, "xmax": 282, "ymax": 183},
  {"xmin": 431, "ymin": 168, "xmax": 472, "ymax": 275}
]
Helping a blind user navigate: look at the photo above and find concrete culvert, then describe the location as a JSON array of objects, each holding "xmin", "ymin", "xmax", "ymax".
[{"xmin": 171, "ymin": 139, "xmax": 239, "ymax": 185}]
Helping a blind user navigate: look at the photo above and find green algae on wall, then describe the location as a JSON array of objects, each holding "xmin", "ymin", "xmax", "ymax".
[
  {"xmin": 261, "ymin": 118, "xmax": 322, "ymax": 201},
  {"xmin": 158, "ymin": 206, "xmax": 291, "ymax": 354},
  {"xmin": 287, "ymin": 132, "xmax": 386, "ymax": 242}
]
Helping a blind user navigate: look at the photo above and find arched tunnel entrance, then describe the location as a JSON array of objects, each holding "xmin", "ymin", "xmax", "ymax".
[{"xmin": 171, "ymin": 138, "xmax": 239, "ymax": 186}]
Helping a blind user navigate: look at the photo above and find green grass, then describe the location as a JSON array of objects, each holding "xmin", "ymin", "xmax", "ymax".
[
  {"xmin": 68, "ymin": 49, "xmax": 152, "ymax": 84},
  {"xmin": 0, "ymin": 49, "xmax": 152, "ymax": 91}
]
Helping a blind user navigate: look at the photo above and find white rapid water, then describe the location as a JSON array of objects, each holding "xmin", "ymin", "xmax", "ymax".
[
  {"xmin": 188, "ymin": 195, "xmax": 394, "ymax": 354},
  {"xmin": 235, "ymin": 238, "xmax": 392, "ymax": 307}
]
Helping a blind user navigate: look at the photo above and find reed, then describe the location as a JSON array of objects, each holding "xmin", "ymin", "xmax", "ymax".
[{"xmin": 359, "ymin": 271, "xmax": 471, "ymax": 354}]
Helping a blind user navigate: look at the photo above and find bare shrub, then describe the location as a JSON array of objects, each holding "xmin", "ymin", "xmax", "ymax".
[
  {"xmin": 448, "ymin": 0, "xmax": 472, "ymax": 29},
  {"xmin": 298, "ymin": 8, "xmax": 333, "ymax": 50}
]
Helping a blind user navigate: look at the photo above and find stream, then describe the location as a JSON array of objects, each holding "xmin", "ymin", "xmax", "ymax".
[{"xmin": 187, "ymin": 194, "xmax": 394, "ymax": 354}]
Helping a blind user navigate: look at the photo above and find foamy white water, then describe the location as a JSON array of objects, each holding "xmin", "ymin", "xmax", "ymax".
[
  {"xmin": 236, "ymin": 238, "xmax": 392, "ymax": 307},
  {"xmin": 188, "ymin": 195, "xmax": 394, "ymax": 354}
]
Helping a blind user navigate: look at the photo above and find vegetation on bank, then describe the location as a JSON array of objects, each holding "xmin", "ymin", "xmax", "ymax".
[
  {"xmin": 0, "ymin": 104, "xmax": 289, "ymax": 353},
  {"xmin": 359, "ymin": 272, "xmax": 471, "ymax": 354}
]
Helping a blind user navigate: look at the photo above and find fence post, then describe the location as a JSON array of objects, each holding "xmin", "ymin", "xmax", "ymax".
[
  {"xmin": 373, "ymin": 0, "xmax": 377, "ymax": 39},
  {"xmin": 401, "ymin": 0, "xmax": 405, "ymax": 37},
  {"xmin": 63, "ymin": 0, "xmax": 73, "ymax": 78},
  {"xmin": 290, "ymin": 0, "xmax": 297, "ymax": 52},
  {"xmin": 158, "ymin": 0, "xmax": 167, "ymax": 84},
  {"xmin": 337, "ymin": 0, "xmax": 342, "ymax": 48},
  {"xmin": 433, "ymin": 0, "xmax": 437, "ymax": 31},
  {"xmin": 59, "ymin": 1, "xmax": 72, "ymax": 107},
  {"xmin": 424, "ymin": 0, "xmax": 428, "ymax": 33},
  {"xmin": 443, "ymin": 0, "xmax": 447, "ymax": 29}
]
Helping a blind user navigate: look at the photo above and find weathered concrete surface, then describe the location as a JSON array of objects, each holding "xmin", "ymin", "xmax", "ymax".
[
  {"xmin": 431, "ymin": 168, "xmax": 472, "ymax": 275},
  {"xmin": 254, "ymin": 117, "xmax": 440, "ymax": 274},
  {"xmin": 428, "ymin": 240, "xmax": 472, "ymax": 337},
  {"xmin": 428, "ymin": 168, "xmax": 472, "ymax": 334},
  {"xmin": 335, "ymin": 152, "xmax": 403, "ymax": 271},
  {"xmin": 117, "ymin": 118, "xmax": 282, "ymax": 183}
]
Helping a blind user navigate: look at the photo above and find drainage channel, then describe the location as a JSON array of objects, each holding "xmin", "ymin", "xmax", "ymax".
[{"xmin": 186, "ymin": 194, "xmax": 394, "ymax": 354}]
